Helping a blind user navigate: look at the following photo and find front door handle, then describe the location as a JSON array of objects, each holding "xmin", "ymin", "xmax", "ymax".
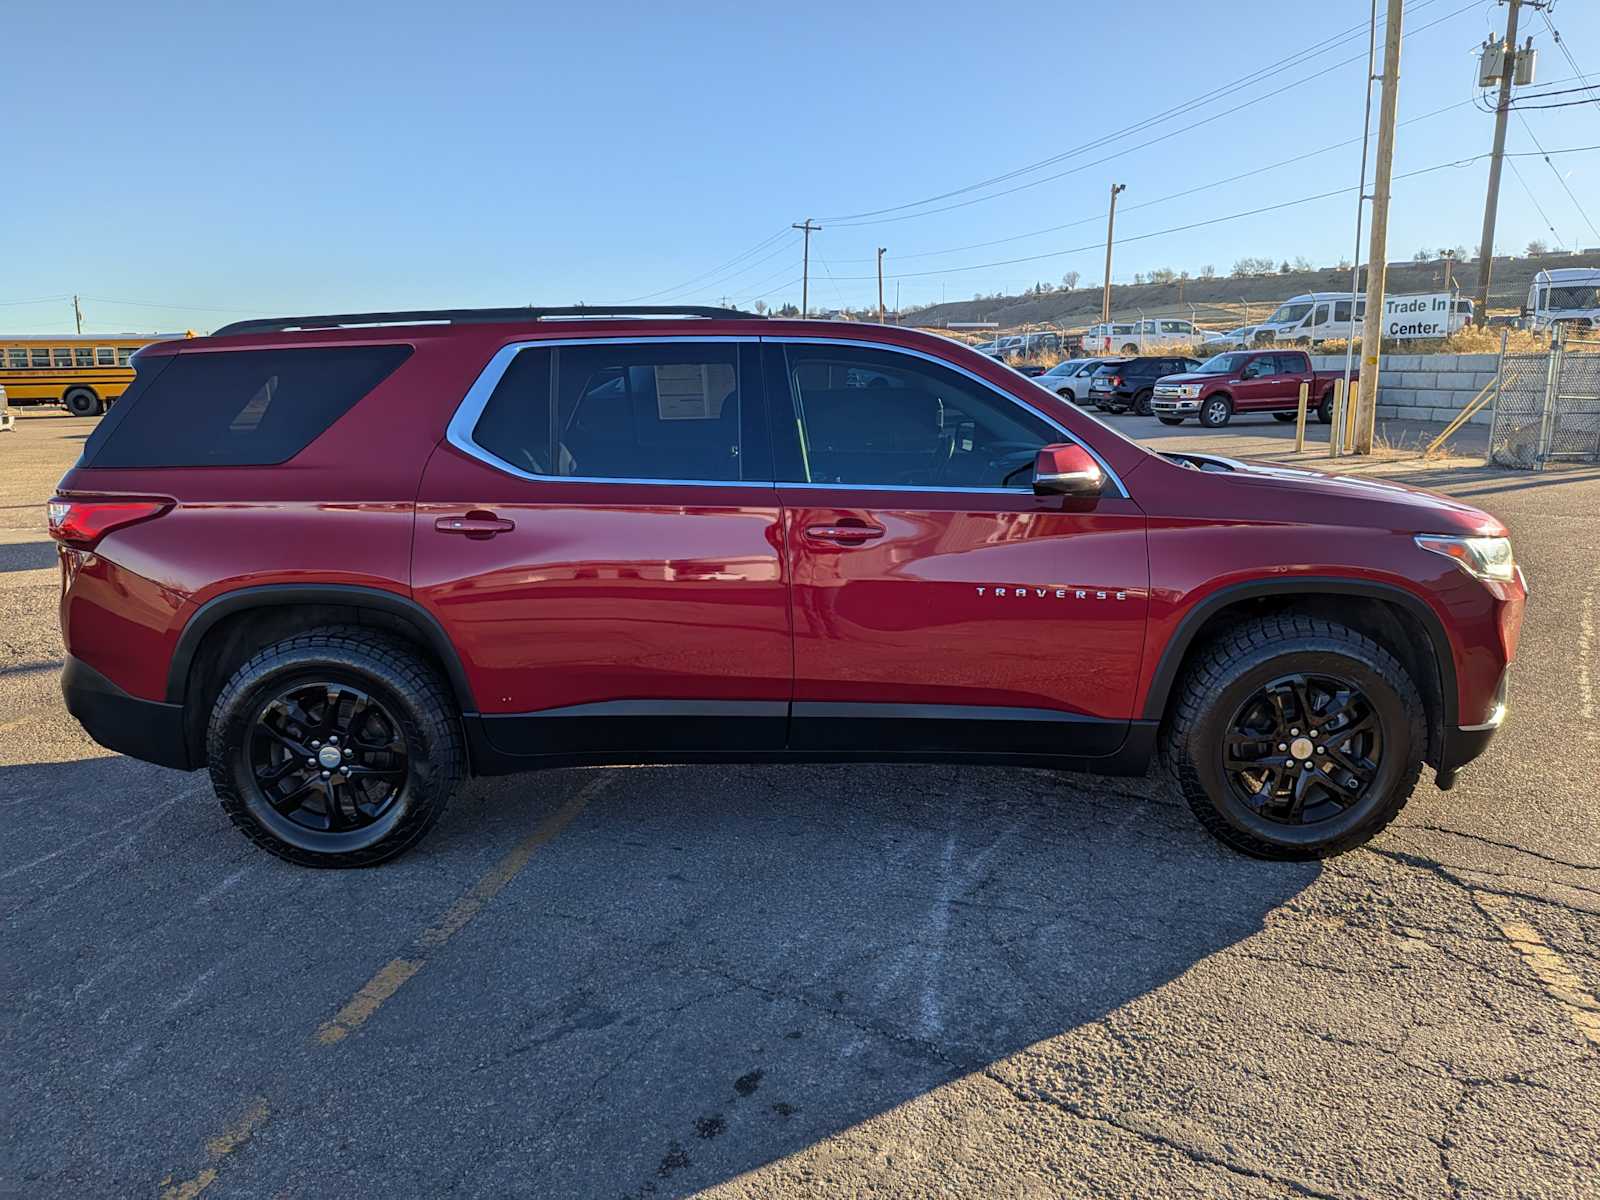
[
  {"xmin": 804, "ymin": 522, "xmax": 885, "ymax": 545},
  {"xmin": 435, "ymin": 513, "xmax": 515, "ymax": 538}
]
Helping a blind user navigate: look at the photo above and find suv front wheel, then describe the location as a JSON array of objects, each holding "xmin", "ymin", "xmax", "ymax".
[
  {"xmin": 1163, "ymin": 615, "xmax": 1424, "ymax": 859},
  {"xmin": 1199, "ymin": 396, "xmax": 1232, "ymax": 427},
  {"xmin": 207, "ymin": 628, "xmax": 464, "ymax": 867}
]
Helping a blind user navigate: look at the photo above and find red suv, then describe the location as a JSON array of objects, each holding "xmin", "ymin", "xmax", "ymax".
[{"xmin": 50, "ymin": 307, "xmax": 1525, "ymax": 866}]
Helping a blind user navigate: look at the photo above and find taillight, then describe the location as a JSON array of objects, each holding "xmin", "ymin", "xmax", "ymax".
[
  {"xmin": 1109, "ymin": 375, "xmax": 1123, "ymax": 387},
  {"xmin": 46, "ymin": 496, "xmax": 171, "ymax": 548}
]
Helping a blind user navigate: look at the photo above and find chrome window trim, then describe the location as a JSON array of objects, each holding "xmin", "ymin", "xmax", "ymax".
[
  {"xmin": 444, "ymin": 332, "xmax": 1128, "ymax": 498},
  {"xmin": 444, "ymin": 335, "xmax": 766, "ymax": 488}
]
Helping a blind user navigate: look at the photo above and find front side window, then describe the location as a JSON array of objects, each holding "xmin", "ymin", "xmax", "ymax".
[
  {"xmin": 781, "ymin": 345, "xmax": 1057, "ymax": 490},
  {"xmin": 1267, "ymin": 302, "xmax": 1313, "ymax": 326},
  {"xmin": 471, "ymin": 341, "xmax": 744, "ymax": 482}
]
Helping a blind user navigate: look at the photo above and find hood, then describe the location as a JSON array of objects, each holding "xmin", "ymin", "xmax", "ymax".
[
  {"xmin": 1158, "ymin": 370, "xmax": 1230, "ymax": 385},
  {"xmin": 1157, "ymin": 451, "xmax": 1507, "ymax": 537}
]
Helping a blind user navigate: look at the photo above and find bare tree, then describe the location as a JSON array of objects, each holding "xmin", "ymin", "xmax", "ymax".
[
  {"xmin": 1198, "ymin": 264, "xmax": 1216, "ymax": 279},
  {"xmin": 752, "ymin": 300, "xmax": 767, "ymax": 314},
  {"xmin": 1061, "ymin": 269, "xmax": 1080, "ymax": 290},
  {"xmin": 1526, "ymin": 239, "xmax": 1550, "ymax": 256}
]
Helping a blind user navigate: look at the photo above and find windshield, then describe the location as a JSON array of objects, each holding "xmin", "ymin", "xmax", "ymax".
[
  {"xmin": 1194, "ymin": 353, "xmax": 1247, "ymax": 374},
  {"xmin": 1043, "ymin": 360, "xmax": 1079, "ymax": 376},
  {"xmin": 1265, "ymin": 302, "xmax": 1313, "ymax": 326},
  {"xmin": 1540, "ymin": 284, "xmax": 1600, "ymax": 311}
]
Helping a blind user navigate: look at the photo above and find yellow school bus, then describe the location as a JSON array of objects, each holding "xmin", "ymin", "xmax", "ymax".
[{"xmin": 0, "ymin": 332, "xmax": 192, "ymax": 416}]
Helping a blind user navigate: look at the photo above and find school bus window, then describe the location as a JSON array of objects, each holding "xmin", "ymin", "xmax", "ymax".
[
  {"xmin": 52, "ymin": 348, "xmax": 72, "ymax": 367},
  {"xmin": 96, "ymin": 347, "xmax": 115, "ymax": 365},
  {"xmin": 74, "ymin": 347, "xmax": 94, "ymax": 367},
  {"xmin": 116, "ymin": 347, "xmax": 133, "ymax": 366},
  {"xmin": 32, "ymin": 348, "xmax": 51, "ymax": 367},
  {"xmin": 7, "ymin": 349, "xmax": 27, "ymax": 368}
]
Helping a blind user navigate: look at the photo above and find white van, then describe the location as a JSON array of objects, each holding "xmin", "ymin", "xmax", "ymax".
[
  {"xmin": 1081, "ymin": 318, "xmax": 1196, "ymax": 355},
  {"xmin": 1252, "ymin": 291, "xmax": 1471, "ymax": 345},
  {"xmin": 1527, "ymin": 268, "xmax": 1600, "ymax": 332}
]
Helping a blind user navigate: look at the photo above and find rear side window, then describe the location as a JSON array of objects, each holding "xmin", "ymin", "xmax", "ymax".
[
  {"xmin": 85, "ymin": 345, "xmax": 411, "ymax": 468},
  {"xmin": 469, "ymin": 341, "xmax": 746, "ymax": 482}
]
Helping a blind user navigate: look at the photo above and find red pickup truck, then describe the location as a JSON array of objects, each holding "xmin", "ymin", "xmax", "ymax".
[{"xmin": 1150, "ymin": 350, "xmax": 1357, "ymax": 427}]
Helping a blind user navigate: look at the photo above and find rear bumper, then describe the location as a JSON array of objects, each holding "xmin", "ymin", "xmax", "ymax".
[{"xmin": 61, "ymin": 655, "xmax": 194, "ymax": 770}]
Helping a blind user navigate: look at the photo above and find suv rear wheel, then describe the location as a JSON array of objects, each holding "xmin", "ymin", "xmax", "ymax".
[
  {"xmin": 1199, "ymin": 396, "xmax": 1232, "ymax": 427},
  {"xmin": 206, "ymin": 628, "xmax": 464, "ymax": 867},
  {"xmin": 1163, "ymin": 615, "xmax": 1424, "ymax": 859},
  {"xmin": 1133, "ymin": 388, "xmax": 1154, "ymax": 416}
]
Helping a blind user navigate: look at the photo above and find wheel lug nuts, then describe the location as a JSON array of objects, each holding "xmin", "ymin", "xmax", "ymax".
[
  {"xmin": 1317, "ymin": 747, "xmax": 1325, "ymax": 754},
  {"xmin": 328, "ymin": 736, "xmax": 338, "ymax": 745},
  {"xmin": 320, "ymin": 770, "xmax": 331, "ymax": 779},
  {"xmin": 1278, "ymin": 743, "xmax": 1287, "ymax": 751},
  {"xmin": 1289, "ymin": 728, "xmax": 1299, "ymax": 736},
  {"xmin": 305, "ymin": 757, "xmax": 315, "ymax": 767},
  {"xmin": 341, "ymin": 766, "xmax": 351, "ymax": 776},
  {"xmin": 1285, "ymin": 759, "xmax": 1295, "ymax": 767},
  {"xmin": 311, "ymin": 740, "xmax": 321, "ymax": 749},
  {"xmin": 344, "ymin": 748, "xmax": 354, "ymax": 758}
]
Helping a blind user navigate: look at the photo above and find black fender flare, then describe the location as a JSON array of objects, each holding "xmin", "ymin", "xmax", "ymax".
[
  {"xmin": 166, "ymin": 584, "xmax": 477, "ymax": 712},
  {"xmin": 1140, "ymin": 577, "xmax": 1458, "ymax": 728}
]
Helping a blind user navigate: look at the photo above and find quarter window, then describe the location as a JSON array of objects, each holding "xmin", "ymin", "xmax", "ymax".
[
  {"xmin": 470, "ymin": 341, "xmax": 745, "ymax": 482},
  {"xmin": 780, "ymin": 345, "xmax": 1058, "ymax": 489}
]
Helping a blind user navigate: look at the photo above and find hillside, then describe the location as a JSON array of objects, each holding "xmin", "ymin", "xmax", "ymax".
[{"xmin": 902, "ymin": 250, "xmax": 1600, "ymax": 333}]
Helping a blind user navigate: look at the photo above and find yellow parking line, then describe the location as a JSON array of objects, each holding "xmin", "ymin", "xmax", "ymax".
[
  {"xmin": 158, "ymin": 1099, "xmax": 269, "ymax": 1200},
  {"xmin": 160, "ymin": 774, "xmax": 605, "ymax": 1194},
  {"xmin": 315, "ymin": 777, "xmax": 602, "ymax": 1044},
  {"xmin": 1476, "ymin": 892, "xmax": 1600, "ymax": 1048}
]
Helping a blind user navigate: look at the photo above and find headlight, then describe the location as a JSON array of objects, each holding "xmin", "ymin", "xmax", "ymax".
[
  {"xmin": 1415, "ymin": 534, "xmax": 1516, "ymax": 583},
  {"xmin": 1180, "ymin": 384, "xmax": 1202, "ymax": 398}
]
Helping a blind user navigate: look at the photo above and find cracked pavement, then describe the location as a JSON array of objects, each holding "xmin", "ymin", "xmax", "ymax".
[{"xmin": 3, "ymin": 413, "xmax": 1598, "ymax": 1198}]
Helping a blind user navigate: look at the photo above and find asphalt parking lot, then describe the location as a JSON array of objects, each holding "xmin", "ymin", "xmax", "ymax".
[{"xmin": 5, "ymin": 409, "xmax": 1599, "ymax": 1199}]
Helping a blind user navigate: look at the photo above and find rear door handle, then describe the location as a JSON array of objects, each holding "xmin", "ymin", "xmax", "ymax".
[
  {"xmin": 804, "ymin": 523, "xmax": 885, "ymax": 544},
  {"xmin": 435, "ymin": 514, "xmax": 515, "ymax": 537}
]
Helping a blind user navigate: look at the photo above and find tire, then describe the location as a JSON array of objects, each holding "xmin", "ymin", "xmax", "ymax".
[
  {"xmin": 1057, "ymin": 388, "xmax": 1076, "ymax": 402},
  {"xmin": 64, "ymin": 387, "xmax": 102, "ymax": 417},
  {"xmin": 1120, "ymin": 343, "xmax": 1140, "ymax": 355},
  {"xmin": 1158, "ymin": 416, "xmax": 1184, "ymax": 426},
  {"xmin": 1316, "ymin": 392, "xmax": 1334, "ymax": 424},
  {"xmin": 1199, "ymin": 395, "xmax": 1232, "ymax": 427},
  {"xmin": 1162, "ymin": 614, "xmax": 1425, "ymax": 860},
  {"xmin": 207, "ymin": 627, "xmax": 464, "ymax": 867},
  {"xmin": 1133, "ymin": 388, "xmax": 1154, "ymax": 416},
  {"xmin": 1272, "ymin": 412, "xmax": 1297, "ymax": 422}
]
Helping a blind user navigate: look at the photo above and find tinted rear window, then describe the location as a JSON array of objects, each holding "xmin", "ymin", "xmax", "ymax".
[{"xmin": 84, "ymin": 345, "xmax": 411, "ymax": 468}]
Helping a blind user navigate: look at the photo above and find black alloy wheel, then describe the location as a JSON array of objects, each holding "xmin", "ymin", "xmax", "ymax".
[
  {"xmin": 1221, "ymin": 672, "xmax": 1381, "ymax": 827},
  {"xmin": 1134, "ymin": 388, "xmax": 1154, "ymax": 416},
  {"xmin": 248, "ymin": 680, "xmax": 408, "ymax": 834}
]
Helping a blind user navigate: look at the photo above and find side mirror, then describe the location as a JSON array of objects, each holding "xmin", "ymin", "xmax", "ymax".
[{"xmin": 1033, "ymin": 443, "xmax": 1103, "ymax": 498}]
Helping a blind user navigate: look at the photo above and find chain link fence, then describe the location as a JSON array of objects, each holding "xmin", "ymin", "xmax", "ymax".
[{"xmin": 1488, "ymin": 328, "xmax": 1600, "ymax": 469}]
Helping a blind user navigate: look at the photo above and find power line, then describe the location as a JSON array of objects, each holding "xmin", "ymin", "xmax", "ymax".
[
  {"xmin": 1506, "ymin": 153, "xmax": 1567, "ymax": 246},
  {"xmin": 820, "ymin": 0, "xmax": 1478, "ymax": 230},
  {"xmin": 818, "ymin": 0, "xmax": 1458, "ymax": 224},
  {"xmin": 1515, "ymin": 110, "xmax": 1600, "ymax": 242},
  {"xmin": 1540, "ymin": 7, "xmax": 1600, "ymax": 114},
  {"xmin": 620, "ymin": 226, "xmax": 793, "ymax": 303},
  {"xmin": 813, "ymin": 143, "xmax": 1600, "ymax": 284}
]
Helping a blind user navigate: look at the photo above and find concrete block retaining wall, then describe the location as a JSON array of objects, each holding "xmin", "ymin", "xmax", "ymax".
[{"xmin": 1309, "ymin": 353, "xmax": 1500, "ymax": 425}]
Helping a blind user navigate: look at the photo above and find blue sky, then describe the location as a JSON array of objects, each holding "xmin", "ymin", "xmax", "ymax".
[{"xmin": 4, "ymin": 0, "xmax": 1598, "ymax": 332}]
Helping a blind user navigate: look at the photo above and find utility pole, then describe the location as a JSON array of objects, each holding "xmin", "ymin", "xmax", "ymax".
[
  {"xmin": 1472, "ymin": 0, "xmax": 1528, "ymax": 326},
  {"xmin": 73, "ymin": 295, "xmax": 83, "ymax": 334},
  {"xmin": 1353, "ymin": 0, "xmax": 1404, "ymax": 455},
  {"xmin": 1101, "ymin": 184, "xmax": 1126, "ymax": 324},
  {"xmin": 876, "ymin": 247, "xmax": 887, "ymax": 323},
  {"xmin": 793, "ymin": 219, "xmax": 821, "ymax": 318}
]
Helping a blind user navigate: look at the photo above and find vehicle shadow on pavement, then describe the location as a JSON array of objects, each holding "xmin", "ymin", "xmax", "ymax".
[
  {"xmin": 1, "ymin": 755, "xmax": 1319, "ymax": 1197},
  {"xmin": 0, "ymin": 541, "xmax": 57, "ymax": 573}
]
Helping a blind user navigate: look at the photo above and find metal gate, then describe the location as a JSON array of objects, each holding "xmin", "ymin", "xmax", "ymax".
[{"xmin": 1489, "ymin": 326, "xmax": 1600, "ymax": 469}]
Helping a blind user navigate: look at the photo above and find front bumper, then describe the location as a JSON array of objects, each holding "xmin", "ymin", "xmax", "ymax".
[
  {"xmin": 1434, "ymin": 671, "xmax": 1509, "ymax": 787},
  {"xmin": 62, "ymin": 655, "xmax": 194, "ymax": 770},
  {"xmin": 1151, "ymin": 397, "xmax": 1200, "ymax": 414}
]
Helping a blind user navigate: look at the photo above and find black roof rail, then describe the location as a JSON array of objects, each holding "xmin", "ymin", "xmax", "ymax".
[{"xmin": 210, "ymin": 305, "xmax": 763, "ymax": 337}]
